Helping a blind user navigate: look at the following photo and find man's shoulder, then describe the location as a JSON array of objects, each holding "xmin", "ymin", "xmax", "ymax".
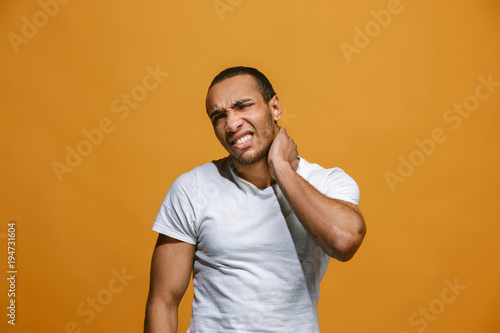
[
  {"xmin": 297, "ymin": 157, "xmax": 347, "ymax": 179},
  {"xmin": 174, "ymin": 156, "xmax": 231, "ymax": 184},
  {"xmin": 297, "ymin": 157, "xmax": 360, "ymax": 205}
]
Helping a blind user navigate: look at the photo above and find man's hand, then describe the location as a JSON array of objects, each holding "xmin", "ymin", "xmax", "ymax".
[
  {"xmin": 268, "ymin": 127, "xmax": 299, "ymax": 180},
  {"xmin": 267, "ymin": 127, "xmax": 366, "ymax": 261}
]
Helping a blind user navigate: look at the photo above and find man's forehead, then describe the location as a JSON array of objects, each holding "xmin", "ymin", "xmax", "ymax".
[{"xmin": 206, "ymin": 75, "xmax": 261, "ymax": 110}]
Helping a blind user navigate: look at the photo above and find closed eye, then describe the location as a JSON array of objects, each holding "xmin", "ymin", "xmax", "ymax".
[
  {"xmin": 238, "ymin": 103, "xmax": 253, "ymax": 110},
  {"xmin": 211, "ymin": 111, "xmax": 226, "ymax": 124},
  {"xmin": 209, "ymin": 101, "xmax": 254, "ymax": 124}
]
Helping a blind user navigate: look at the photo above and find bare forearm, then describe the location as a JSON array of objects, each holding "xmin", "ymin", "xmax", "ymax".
[
  {"xmin": 273, "ymin": 161, "xmax": 366, "ymax": 261},
  {"xmin": 144, "ymin": 301, "xmax": 178, "ymax": 333}
]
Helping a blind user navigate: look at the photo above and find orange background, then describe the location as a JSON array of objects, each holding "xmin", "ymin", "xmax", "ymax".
[{"xmin": 1, "ymin": 0, "xmax": 500, "ymax": 332}]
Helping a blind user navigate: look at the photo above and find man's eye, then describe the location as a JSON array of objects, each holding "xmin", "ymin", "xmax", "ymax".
[{"xmin": 213, "ymin": 114, "xmax": 225, "ymax": 123}]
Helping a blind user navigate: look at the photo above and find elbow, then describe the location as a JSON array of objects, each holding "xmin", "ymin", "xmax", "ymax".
[
  {"xmin": 331, "ymin": 219, "xmax": 366, "ymax": 262},
  {"xmin": 333, "ymin": 242, "xmax": 360, "ymax": 262},
  {"xmin": 333, "ymin": 236, "xmax": 364, "ymax": 262}
]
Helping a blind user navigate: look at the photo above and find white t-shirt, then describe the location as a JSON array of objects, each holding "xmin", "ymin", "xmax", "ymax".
[{"xmin": 152, "ymin": 156, "xmax": 360, "ymax": 333}]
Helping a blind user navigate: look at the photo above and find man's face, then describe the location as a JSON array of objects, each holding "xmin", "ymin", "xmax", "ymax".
[{"xmin": 206, "ymin": 75, "xmax": 281, "ymax": 166}]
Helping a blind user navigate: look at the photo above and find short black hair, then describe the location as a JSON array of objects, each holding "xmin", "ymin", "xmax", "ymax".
[{"xmin": 208, "ymin": 66, "xmax": 276, "ymax": 103}]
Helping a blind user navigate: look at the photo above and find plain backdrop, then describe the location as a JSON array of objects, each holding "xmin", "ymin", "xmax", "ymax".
[{"xmin": 1, "ymin": 0, "xmax": 499, "ymax": 332}]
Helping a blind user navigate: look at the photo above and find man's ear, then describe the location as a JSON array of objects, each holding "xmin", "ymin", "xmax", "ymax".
[{"xmin": 268, "ymin": 95, "xmax": 282, "ymax": 121}]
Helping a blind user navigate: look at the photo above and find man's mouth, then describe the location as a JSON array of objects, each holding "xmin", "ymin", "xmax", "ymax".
[{"xmin": 231, "ymin": 133, "xmax": 253, "ymax": 149}]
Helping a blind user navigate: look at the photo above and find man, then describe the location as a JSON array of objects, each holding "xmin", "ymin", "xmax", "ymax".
[{"xmin": 144, "ymin": 66, "xmax": 366, "ymax": 333}]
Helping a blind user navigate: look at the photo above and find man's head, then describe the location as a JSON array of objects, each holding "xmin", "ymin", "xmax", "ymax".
[
  {"xmin": 205, "ymin": 66, "xmax": 282, "ymax": 166},
  {"xmin": 207, "ymin": 66, "xmax": 276, "ymax": 105}
]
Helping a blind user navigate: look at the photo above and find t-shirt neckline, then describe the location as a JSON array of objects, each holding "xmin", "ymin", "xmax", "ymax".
[{"xmin": 226, "ymin": 156, "xmax": 303, "ymax": 195}]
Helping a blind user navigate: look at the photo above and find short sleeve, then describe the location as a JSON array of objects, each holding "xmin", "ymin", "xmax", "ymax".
[
  {"xmin": 319, "ymin": 168, "xmax": 360, "ymax": 205},
  {"xmin": 152, "ymin": 171, "xmax": 198, "ymax": 245}
]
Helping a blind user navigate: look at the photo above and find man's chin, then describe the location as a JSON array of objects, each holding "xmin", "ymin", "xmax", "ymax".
[{"xmin": 229, "ymin": 148, "xmax": 269, "ymax": 166}]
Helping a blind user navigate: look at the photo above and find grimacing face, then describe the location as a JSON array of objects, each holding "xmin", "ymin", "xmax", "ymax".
[{"xmin": 206, "ymin": 75, "xmax": 281, "ymax": 166}]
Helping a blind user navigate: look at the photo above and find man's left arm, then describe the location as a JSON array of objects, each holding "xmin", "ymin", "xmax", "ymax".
[{"xmin": 268, "ymin": 128, "xmax": 366, "ymax": 262}]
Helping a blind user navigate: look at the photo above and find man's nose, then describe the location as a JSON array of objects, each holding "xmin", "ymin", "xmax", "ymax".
[{"xmin": 225, "ymin": 110, "xmax": 243, "ymax": 132}]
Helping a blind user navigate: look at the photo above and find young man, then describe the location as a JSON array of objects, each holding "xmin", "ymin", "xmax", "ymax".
[{"xmin": 144, "ymin": 67, "xmax": 366, "ymax": 333}]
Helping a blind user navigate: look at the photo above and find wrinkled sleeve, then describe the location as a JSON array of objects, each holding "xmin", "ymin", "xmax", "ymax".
[
  {"xmin": 319, "ymin": 167, "xmax": 360, "ymax": 205},
  {"xmin": 152, "ymin": 171, "xmax": 198, "ymax": 245}
]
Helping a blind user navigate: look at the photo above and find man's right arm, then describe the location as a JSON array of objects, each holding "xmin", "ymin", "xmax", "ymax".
[{"xmin": 144, "ymin": 234, "xmax": 195, "ymax": 333}]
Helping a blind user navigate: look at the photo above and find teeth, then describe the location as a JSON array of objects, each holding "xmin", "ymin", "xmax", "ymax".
[{"xmin": 235, "ymin": 134, "xmax": 252, "ymax": 145}]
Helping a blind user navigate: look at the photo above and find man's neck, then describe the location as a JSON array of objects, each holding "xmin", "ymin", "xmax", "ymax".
[{"xmin": 231, "ymin": 157, "xmax": 275, "ymax": 190}]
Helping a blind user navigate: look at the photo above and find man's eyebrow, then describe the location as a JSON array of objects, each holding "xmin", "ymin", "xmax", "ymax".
[
  {"xmin": 233, "ymin": 98, "xmax": 253, "ymax": 107},
  {"xmin": 209, "ymin": 109, "xmax": 222, "ymax": 119},
  {"xmin": 209, "ymin": 99, "xmax": 254, "ymax": 118}
]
